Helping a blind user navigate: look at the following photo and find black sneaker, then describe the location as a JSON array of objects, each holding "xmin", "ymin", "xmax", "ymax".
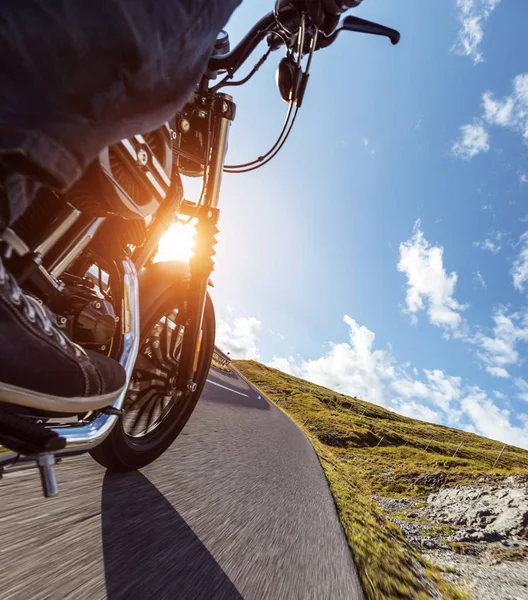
[{"xmin": 0, "ymin": 256, "xmax": 126, "ymax": 413}]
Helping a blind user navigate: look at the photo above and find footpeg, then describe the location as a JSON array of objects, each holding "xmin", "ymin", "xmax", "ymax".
[
  {"xmin": 0, "ymin": 410, "xmax": 65, "ymax": 497},
  {"xmin": 0, "ymin": 410, "xmax": 66, "ymax": 455},
  {"xmin": 36, "ymin": 453, "xmax": 59, "ymax": 497}
]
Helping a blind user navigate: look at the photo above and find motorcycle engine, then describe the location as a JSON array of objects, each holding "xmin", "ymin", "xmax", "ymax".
[
  {"xmin": 59, "ymin": 273, "xmax": 117, "ymax": 350},
  {"xmin": 67, "ymin": 125, "xmax": 173, "ymax": 220}
]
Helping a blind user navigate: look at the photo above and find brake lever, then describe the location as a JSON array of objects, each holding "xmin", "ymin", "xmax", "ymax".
[{"xmin": 317, "ymin": 15, "xmax": 400, "ymax": 50}]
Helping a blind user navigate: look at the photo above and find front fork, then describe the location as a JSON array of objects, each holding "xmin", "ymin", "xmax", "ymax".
[{"xmin": 176, "ymin": 93, "xmax": 234, "ymax": 393}]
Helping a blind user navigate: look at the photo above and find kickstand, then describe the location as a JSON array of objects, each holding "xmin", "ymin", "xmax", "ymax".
[{"xmin": 36, "ymin": 453, "xmax": 59, "ymax": 497}]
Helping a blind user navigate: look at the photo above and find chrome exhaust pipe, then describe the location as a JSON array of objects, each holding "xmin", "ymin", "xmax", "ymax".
[{"xmin": 0, "ymin": 258, "xmax": 140, "ymax": 467}]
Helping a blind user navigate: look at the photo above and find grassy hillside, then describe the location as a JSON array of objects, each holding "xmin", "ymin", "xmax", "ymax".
[{"xmin": 234, "ymin": 360, "xmax": 528, "ymax": 600}]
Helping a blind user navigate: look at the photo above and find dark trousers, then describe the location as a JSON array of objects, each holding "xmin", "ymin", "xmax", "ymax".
[{"xmin": 0, "ymin": 0, "xmax": 241, "ymax": 228}]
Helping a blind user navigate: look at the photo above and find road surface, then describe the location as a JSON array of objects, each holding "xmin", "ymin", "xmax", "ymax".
[{"xmin": 0, "ymin": 367, "xmax": 364, "ymax": 600}]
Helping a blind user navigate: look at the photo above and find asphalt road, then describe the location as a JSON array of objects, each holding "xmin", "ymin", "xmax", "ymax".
[{"xmin": 0, "ymin": 368, "xmax": 364, "ymax": 600}]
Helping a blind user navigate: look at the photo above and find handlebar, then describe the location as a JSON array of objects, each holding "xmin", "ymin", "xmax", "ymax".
[
  {"xmin": 317, "ymin": 15, "xmax": 400, "ymax": 49},
  {"xmin": 207, "ymin": 5, "xmax": 400, "ymax": 76},
  {"xmin": 208, "ymin": 12, "xmax": 277, "ymax": 73}
]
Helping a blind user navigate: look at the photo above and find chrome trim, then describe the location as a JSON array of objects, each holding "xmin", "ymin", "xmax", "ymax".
[
  {"xmin": 205, "ymin": 98, "xmax": 232, "ymax": 209},
  {"xmin": 38, "ymin": 265, "xmax": 64, "ymax": 291},
  {"xmin": 145, "ymin": 171, "xmax": 167, "ymax": 198},
  {"xmin": 34, "ymin": 209, "xmax": 81, "ymax": 256},
  {"xmin": 50, "ymin": 218, "xmax": 105, "ymax": 277},
  {"xmin": 0, "ymin": 257, "xmax": 140, "ymax": 467},
  {"xmin": 135, "ymin": 133, "xmax": 172, "ymax": 187},
  {"xmin": 121, "ymin": 138, "xmax": 138, "ymax": 161},
  {"xmin": 50, "ymin": 257, "xmax": 139, "ymax": 450},
  {"xmin": 151, "ymin": 154, "xmax": 171, "ymax": 187}
]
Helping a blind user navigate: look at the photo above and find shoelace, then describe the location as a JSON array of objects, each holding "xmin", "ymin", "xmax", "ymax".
[{"xmin": 0, "ymin": 256, "xmax": 84, "ymax": 359}]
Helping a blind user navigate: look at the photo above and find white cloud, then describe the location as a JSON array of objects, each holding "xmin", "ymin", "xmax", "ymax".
[
  {"xmin": 268, "ymin": 330, "xmax": 285, "ymax": 341},
  {"xmin": 474, "ymin": 240, "xmax": 500, "ymax": 254},
  {"xmin": 453, "ymin": 73, "xmax": 528, "ymax": 160},
  {"xmin": 512, "ymin": 232, "xmax": 528, "ymax": 292},
  {"xmin": 361, "ymin": 138, "xmax": 376, "ymax": 156},
  {"xmin": 473, "ymin": 230, "xmax": 504, "ymax": 254},
  {"xmin": 390, "ymin": 378, "xmax": 430, "ymax": 399},
  {"xmin": 515, "ymin": 378, "xmax": 528, "ymax": 403},
  {"xmin": 494, "ymin": 390, "xmax": 507, "ymax": 400},
  {"xmin": 267, "ymin": 355, "xmax": 299, "ymax": 376},
  {"xmin": 268, "ymin": 313, "xmax": 528, "ymax": 449},
  {"xmin": 475, "ymin": 270, "xmax": 487, "ymax": 289},
  {"xmin": 521, "ymin": 173, "xmax": 528, "ymax": 185},
  {"xmin": 486, "ymin": 366, "xmax": 510, "ymax": 378},
  {"xmin": 461, "ymin": 387, "xmax": 528, "ymax": 449},
  {"xmin": 482, "ymin": 204, "xmax": 492, "ymax": 211},
  {"xmin": 391, "ymin": 369, "xmax": 462, "ymax": 414},
  {"xmin": 397, "ymin": 221, "xmax": 467, "ymax": 331},
  {"xmin": 472, "ymin": 308, "xmax": 528, "ymax": 378},
  {"xmin": 300, "ymin": 316, "xmax": 396, "ymax": 406},
  {"xmin": 452, "ymin": 0, "xmax": 501, "ymax": 64},
  {"xmin": 390, "ymin": 400, "xmax": 443, "ymax": 424},
  {"xmin": 268, "ymin": 316, "xmax": 400, "ymax": 407},
  {"xmin": 483, "ymin": 73, "xmax": 528, "ymax": 140},
  {"xmin": 423, "ymin": 369, "xmax": 464, "ymax": 413},
  {"xmin": 216, "ymin": 316, "xmax": 262, "ymax": 360},
  {"xmin": 451, "ymin": 122, "xmax": 490, "ymax": 160}
]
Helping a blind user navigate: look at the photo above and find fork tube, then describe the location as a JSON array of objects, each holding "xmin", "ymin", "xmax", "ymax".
[
  {"xmin": 177, "ymin": 95, "xmax": 233, "ymax": 392},
  {"xmin": 204, "ymin": 109, "xmax": 230, "ymax": 209}
]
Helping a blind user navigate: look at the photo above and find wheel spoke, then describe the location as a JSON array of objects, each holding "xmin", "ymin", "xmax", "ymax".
[
  {"xmin": 129, "ymin": 394, "xmax": 158, "ymax": 435},
  {"xmin": 145, "ymin": 396, "xmax": 163, "ymax": 433},
  {"xmin": 164, "ymin": 316, "xmax": 177, "ymax": 367},
  {"xmin": 123, "ymin": 307, "xmax": 188, "ymax": 439},
  {"xmin": 171, "ymin": 325, "xmax": 184, "ymax": 363},
  {"xmin": 151, "ymin": 333, "xmax": 167, "ymax": 369}
]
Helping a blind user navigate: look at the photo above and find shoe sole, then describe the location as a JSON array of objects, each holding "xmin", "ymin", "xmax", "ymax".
[{"xmin": 0, "ymin": 382, "xmax": 126, "ymax": 413}]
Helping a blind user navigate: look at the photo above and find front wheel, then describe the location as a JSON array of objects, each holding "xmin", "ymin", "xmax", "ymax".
[{"xmin": 90, "ymin": 290, "xmax": 215, "ymax": 471}]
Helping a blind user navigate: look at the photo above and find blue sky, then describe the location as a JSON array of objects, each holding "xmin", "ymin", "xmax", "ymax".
[{"xmin": 203, "ymin": 1, "xmax": 528, "ymax": 449}]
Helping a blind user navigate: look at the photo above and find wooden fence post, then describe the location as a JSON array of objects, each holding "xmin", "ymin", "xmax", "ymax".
[{"xmin": 492, "ymin": 444, "xmax": 506, "ymax": 469}]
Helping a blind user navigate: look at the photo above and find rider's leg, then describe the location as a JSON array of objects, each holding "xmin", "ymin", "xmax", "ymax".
[
  {"xmin": 0, "ymin": 0, "xmax": 241, "ymax": 411},
  {"xmin": 0, "ymin": 0, "xmax": 241, "ymax": 227}
]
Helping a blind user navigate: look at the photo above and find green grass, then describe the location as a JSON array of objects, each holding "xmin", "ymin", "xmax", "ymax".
[{"xmin": 234, "ymin": 360, "xmax": 528, "ymax": 600}]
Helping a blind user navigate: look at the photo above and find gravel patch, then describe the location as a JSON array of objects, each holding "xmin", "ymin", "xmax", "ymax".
[{"xmin": 374, "ymin": 476, "xmax": 528, "ymax": 599}]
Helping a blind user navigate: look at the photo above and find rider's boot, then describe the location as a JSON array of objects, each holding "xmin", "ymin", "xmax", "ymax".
[{"xmin": 0, "ymin": 254, "xmax": 126, "ymax": 413}]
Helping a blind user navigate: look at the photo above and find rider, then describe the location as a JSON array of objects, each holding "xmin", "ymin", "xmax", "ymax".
[{"xmin": 0, "ymin": 0, "xmax": 361, "ymax": 412}]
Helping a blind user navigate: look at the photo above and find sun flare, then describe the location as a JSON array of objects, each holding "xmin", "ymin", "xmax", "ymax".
[{"xmin": 154, "ymin": 221, "xmax": 196, "ymax": 263}]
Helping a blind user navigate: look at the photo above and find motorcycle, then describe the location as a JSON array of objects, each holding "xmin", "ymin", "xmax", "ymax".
[{"xmin": 0, "ymin": 3, "xmax": 399, "ymax": 496}]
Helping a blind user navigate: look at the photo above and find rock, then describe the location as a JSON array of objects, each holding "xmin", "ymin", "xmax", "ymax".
[{"xmin": 425, "ymin": 480, "xmax": 528, "ymax": 539}]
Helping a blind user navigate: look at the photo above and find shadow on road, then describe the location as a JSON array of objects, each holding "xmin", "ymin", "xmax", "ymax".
[{"xmin": 102, "ymin": 471, "xmax": 243, "ymax": 600}]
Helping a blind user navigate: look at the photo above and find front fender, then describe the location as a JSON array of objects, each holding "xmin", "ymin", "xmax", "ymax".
[
  {"xmin": 138, "ymin": 261, "xmax": 213, "ymax": 334},
  {"xmin": 138, "ymin": 260, "xmax": 190, "ymax": 322}
]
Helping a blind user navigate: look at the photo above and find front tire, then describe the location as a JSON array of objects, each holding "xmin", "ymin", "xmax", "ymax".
[{"xmin": 90, "ymin": 290, "xmax": 215, "ymax": 471}]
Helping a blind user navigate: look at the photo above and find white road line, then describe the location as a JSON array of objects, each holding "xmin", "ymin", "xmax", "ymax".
[{"xmin": 205, "ymin": 379, "xmax": 249, "ymax": 397}]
